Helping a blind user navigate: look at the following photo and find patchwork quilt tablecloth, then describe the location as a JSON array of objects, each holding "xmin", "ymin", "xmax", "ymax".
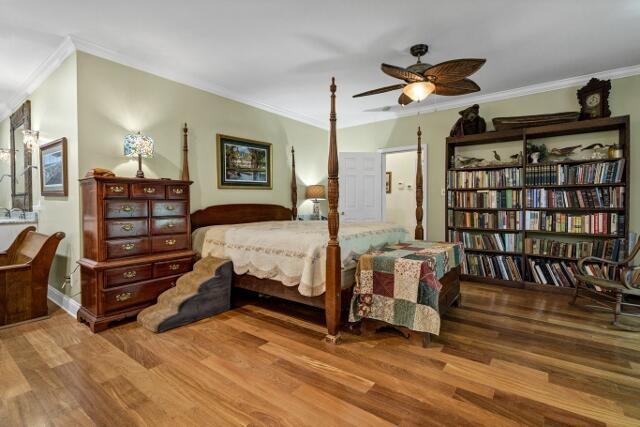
[{"xmin": 349, "ymin": 241, "xmax": 464, "ymax": 335}]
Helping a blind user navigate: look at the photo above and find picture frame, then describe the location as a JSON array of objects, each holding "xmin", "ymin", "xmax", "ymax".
[
  {"xmin": 385, "ymin": 171, "xmax": 392, "ymax": 193},
  {"xmin": 39, "ymin": 137, "xmax": 68, "ymax": 197},
  {"xmin": 216, "ymin": 134, "xmax": 272, "ymax": 189}
]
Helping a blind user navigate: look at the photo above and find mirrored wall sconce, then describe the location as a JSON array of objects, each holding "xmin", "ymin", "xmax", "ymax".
[
  {"xmin": 0, "ymin": 148, "xmax": 11, "ymax": 162},
  {"xmin": 124, "ymin": 132, "xmax": 154, "ymax": 178},
  {"xmin": 22, "ymin": 129, "xmax": 40, "ymax": 149}
]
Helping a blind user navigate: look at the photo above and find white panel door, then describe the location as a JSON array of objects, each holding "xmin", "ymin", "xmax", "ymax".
[{"xmin": 338, "ymin": 152, "xmax": 382, "ymax": 222}]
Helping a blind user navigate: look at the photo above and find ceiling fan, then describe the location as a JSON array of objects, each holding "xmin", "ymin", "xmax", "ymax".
[{"xmin": 353, "ymin": 44, "xmax": 486, "ymax": 106}]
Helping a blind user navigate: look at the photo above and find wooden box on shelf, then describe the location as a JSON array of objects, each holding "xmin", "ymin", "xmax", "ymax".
[
  {"xmin": 445, "ymin": 116, "xmax": 631, "ymax": 293},
  {"xmin": 77, "ymin": 176, "xmax": 195, "ymax": 332}
]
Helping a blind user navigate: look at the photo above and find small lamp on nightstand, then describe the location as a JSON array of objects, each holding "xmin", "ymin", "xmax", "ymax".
[
  {"xmin": 124, "ymin": 132, "xmax": 154, "ymax": 178},
  {"xmin": 305, "ymin": 184, "xmax": 325, "ymax": 220}
]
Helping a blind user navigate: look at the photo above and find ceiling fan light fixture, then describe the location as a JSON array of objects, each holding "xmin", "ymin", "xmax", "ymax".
[{"xmin": 402, "ymin": 81, "xmax": 435, "ymax": 102}]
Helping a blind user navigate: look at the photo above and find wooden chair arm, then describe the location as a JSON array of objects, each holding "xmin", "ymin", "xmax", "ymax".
[
  {"xmin": 577, "ymin": 256, "xmax": 621, "ymax": 274},
  {"xmin": 622, "ymin": 265, "xmax": 640, "ymax": 289},
  {"xmin": 0, "ymin": 263, "xmax": 31, "ymax": 273}
]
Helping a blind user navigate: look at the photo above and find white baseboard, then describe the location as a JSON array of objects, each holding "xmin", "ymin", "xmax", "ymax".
[{"xmin": 47, "ymin": 286, "xmax": 81, "ymax": 317}]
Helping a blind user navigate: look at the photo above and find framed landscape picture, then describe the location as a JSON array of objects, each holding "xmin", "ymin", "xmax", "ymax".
[
  {"xmin": 39, "ymin": 137, "xmax": 68, "ymax": 196},
  {"xmin": 216, "ymin": 134, "xmax": 272, "ymax": 189}
]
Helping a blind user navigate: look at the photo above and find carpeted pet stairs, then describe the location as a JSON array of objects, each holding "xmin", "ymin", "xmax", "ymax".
[{"xmin": 138, "ymin": 257, "xmax": 232, "ymax": 333}]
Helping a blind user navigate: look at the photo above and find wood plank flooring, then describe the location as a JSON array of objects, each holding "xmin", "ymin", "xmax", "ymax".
[{"xmin": 1, "ymin": 282, "xmax": 639, "ymax": 426}]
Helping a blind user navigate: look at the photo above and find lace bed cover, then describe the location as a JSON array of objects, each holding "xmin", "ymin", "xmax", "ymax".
[{"xmin": 197, "ymin": 221, "xmax": 409, "ymax": 296}]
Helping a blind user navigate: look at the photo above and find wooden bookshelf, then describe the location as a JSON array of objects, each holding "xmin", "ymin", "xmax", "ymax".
[{"xmin": 445, "ymin": 115, "xmax": 630, "ymax": 294}]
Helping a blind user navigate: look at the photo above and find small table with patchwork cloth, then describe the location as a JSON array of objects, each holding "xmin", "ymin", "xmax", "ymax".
[{"xmin": 349, "ymin": 241, "xmax": 464, "ymax": 347}]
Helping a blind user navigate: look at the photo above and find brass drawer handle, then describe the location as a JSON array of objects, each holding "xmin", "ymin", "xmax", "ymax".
[
  {"xmin": 165, "ymin": 205, "xmax": 176, "ymax": 211},
  {"xmin": 122, "ymin": 243, "xmax": 135, "ymax": 251},
  {"xmin": 115, "ymin": 292, "xmax": 132, "ymax": 302},
  {"xmin": 165, "ymin": 239, "xmax": 177, "ymax": 246},
  {"xmin": 166, "ymin": 221, "xmax": 175, "ymax": 229},
  {"xmin": 123, "ymin": 270, "xmax": 137, "ymax": 279},
  {"xmin": 122, "ymin": 205, "xmax": 133, "ymax": 213},
  {"xmin": 169, "ymin": 264, "xmax": 180, "ymax": 271},
  {"xmin": 143, "ymin": 187, "xmax": 156, "ymax": 194},
  {"xmin": 121, "ymin": 223, "xmax": 134, "ymax": 231},
  {"xmin": 110, "ymin": 186, "xmax": 124, "ymax": 193},
  {"xmin": 173, "ymin": 188, "xmax": 184, "ymax": 195}
]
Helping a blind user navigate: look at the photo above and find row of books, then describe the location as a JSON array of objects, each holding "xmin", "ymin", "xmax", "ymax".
[
  {"xmin": 524, "ymin": 211, "xmax": 624, "ymax": 235},
  {"xmin": 525, "ymin": 160, "xmax": 625, "ymax": 186},
  {"xmin": 451, "ymin": 231, "xmax": 522, "ymax": 252},
  {"xmin": 448, "ymin": 167, "xmax": 521, "ymax": 189},
  {"xmin": 525, "ymin": 187, "xmax": 625, "ymax": 209},
  {"xmin": 524, "ymin": 237, "xmax": 628, "ymax": 261},
  {"xmin": 462, "ymin": 254, "xmax": 523, "ymax": 281},
  {"xmin": 448, "ymin": 189, "xmax": 522, "ymax": 209},
  {"xmin": 452, "ymin": 211, "xmax": 522, "ymax": 230},
  {"xmin": 527, "ymin": 258, "xmax": 578, "ymax": 287}
]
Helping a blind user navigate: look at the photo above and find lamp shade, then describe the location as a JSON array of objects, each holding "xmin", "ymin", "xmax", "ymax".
[
  {"xmin": 124, "ymin": 132, "xmax": 154, "ymax": 158},
  {"xmin": 402, "ymin": 81, "xmax": 436, "ymax": 102},
  {"xmin": 305, "ymin": 184, "xmax": 326, "ymax": 200}
]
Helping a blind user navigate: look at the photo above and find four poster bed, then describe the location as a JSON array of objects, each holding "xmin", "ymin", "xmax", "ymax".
[{"xmin": 190, "ymin": 78, "xmax": 461, "ymax": 343}]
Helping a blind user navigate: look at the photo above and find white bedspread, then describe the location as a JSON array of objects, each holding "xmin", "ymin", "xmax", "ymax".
[{"xmin": 194, "ymin": 221, "xmax": 408, "ymax": 296}]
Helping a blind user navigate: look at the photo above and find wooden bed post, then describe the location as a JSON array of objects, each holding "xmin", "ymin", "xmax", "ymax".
[
  {"xmin": 291, "ymin": 147, "xmax": 297, "ymax": 220},
  {"xmin": 415, "ymin": 126, "xmax": 424, "ymax": 240},
  {"xmin": 325, "ymin": 77, "xmax": 341, "ymax": 344},
  {"xmin": 181, "ymin": 123, "xmax": 190, "ymax": 181}
]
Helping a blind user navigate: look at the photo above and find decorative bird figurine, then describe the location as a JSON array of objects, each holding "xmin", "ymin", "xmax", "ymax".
[
  {"xmin": 455, "ymin": 155, "xmax": 484, "ymax": 167},
  {"xmin": 492, "ymin": 150, "xmax": 501, "ymax": 161},
  {"xmin": 582, "ymin": 143, "xmax": 604, "ymax": 151},
  {"xmin": 549, "ymin": 145, "xmax": 582, "ymax": 157}
]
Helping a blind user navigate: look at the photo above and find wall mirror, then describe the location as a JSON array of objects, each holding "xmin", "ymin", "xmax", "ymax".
[{"xmin": 10, "ymin": 101, "xmax": 33, "ymax": 211}]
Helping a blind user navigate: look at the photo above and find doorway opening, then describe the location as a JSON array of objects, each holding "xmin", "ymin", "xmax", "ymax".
[{"xmin": 379, "ymin": 145, "xmax": 428, "ymax": 239}]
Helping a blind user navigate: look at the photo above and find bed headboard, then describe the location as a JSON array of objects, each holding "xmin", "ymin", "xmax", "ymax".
[{"xmin": 190, "ymin": 204, "xmax": 293, "ymax": 231}]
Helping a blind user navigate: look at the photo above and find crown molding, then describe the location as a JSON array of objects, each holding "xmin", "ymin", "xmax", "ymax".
[
  {"xmin": 0, "ymin": 36, "xmax": 76, "ymax": 123},
  {"xmin": 341, "ymin": 63, "xmax": 640, "ymax": 128},
  {"xmin": 68, "ymin": 36, "xmax": 327, "ymax": 130}
]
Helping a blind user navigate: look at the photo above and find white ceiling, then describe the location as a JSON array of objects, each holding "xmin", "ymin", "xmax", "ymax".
[{"xmin": 2, "ymin": 0, "xmax": 640, "ymax": 128}]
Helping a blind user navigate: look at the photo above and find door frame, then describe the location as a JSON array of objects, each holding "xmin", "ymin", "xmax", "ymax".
[{"xmin": 378, "ymin": 145, "xmax": 428, "ymax": 240}]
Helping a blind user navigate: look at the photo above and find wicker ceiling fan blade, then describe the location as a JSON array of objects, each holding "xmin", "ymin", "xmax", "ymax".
[
  {"xmin": 381, "ymin": 63, "xmax": 424, "ymax": 83},
  {"xmin": 424, "ymin": 59, "xmax": 486, "ymax": 83},
  {"xmin": 434, "ymin": 78, "xmax": 481, "ymax": 96},
  {"xmin": 398, "ymin": 92, "xmax": 413, "ymax": 106},
  {"xmin": 352, "ymin": 84, "xmax": 405, "ymax": 98}
]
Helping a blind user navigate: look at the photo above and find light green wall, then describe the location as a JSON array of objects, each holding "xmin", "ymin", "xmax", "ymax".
[
  {"xmin": 29, "ymin": 53, "xmax": 80, "ymax": 297},
  {"xmin": 76, "ymin": 52, "xmax": 329, "ymax": 216},
  {"xmin": 340, "ymin": 75, "xmax": 640, "ymax": 241},
  {"xmin": 0, "ymin": 118, "xmax": 10, "ymax": 208}
]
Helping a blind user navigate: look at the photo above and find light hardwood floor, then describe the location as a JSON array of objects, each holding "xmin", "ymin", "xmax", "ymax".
[{"xmin": 1, "ymin": 282, "xmax": 639, "ymax": 426}]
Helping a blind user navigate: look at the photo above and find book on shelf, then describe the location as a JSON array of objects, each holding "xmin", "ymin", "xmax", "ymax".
[
  {"xmin": 525, "ymin": 211, "xmax": 624, "ymax": 235},
  {"xmin": 448, "ymin": 167, "xmax": 521, "ymax": 189},
  {"xmin": 462, "ymin": 254, "xmax": 523, "ymax": 281},
  {"xmin": 450, "ymin": 231, "xmax": 522, "ymax": 252},
  {"xmin": 525, "ymin": 159, "xmax": 625, "ymax": 186},
  {"xmin": 525, "ymin": 187, "xmax": 624, "ymax": 209},
  {"xmin": 454, "ymin": 211, "xmax": 522, "ymax": 230},
  {"xmin": 527, "ymin": 258, "xmax": 578, "ymax": 287},
  {"xmin": 524, "ymin": 237, "xmax": 627, "ymax": 261},
  {"xmin": 448, "ymin": 189, "xmax": 522, "ymax": 208}
]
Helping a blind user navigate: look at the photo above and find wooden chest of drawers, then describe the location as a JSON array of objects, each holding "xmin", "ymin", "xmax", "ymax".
[{"xmin": 77, "ymin": 176, "xmax": 195, "ymax": 332}]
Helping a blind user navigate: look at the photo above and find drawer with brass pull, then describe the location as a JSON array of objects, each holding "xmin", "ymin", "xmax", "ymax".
[
  {"xmin": 102, "ymin": 275, "xmax": 178, "ymax": 313},
  {"xmin": 153, "ymin": 258, "xmax": 192, "ymax": 277},
  {"xmin": 151, "ymin": 200, "xmax": 186, "ymax": 217},
  {"xmin": 167, "ymin": 184, "xmax": 189, "ymax": 200},
  {"xmin": 151, "ymin": 234, "xmax": 188, "ymax": 253},
  {"xmin": 104, "ymin": 263, "xmax": 152, "ymax": 288},
  {"xmin": 105, "ymin": 237, "xmax": 150, "ymax": 259},
  {"xmin": 105, "ymin": 219, "xmax": 148, "ymax": 238},
  {"xmin": 131, "ymin": 183, "xmax": 165, "ymax": 199},
  {"xmin": 150, "ymin": 217, "xmax": 187, "ymax": 235},
  {"xmin": 104, "ymin": 183, "xmax": 129, "ymax": 198},
  {"xmin": 105, "ymin": 200, "xmax": 148, "ymax": 219}
]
